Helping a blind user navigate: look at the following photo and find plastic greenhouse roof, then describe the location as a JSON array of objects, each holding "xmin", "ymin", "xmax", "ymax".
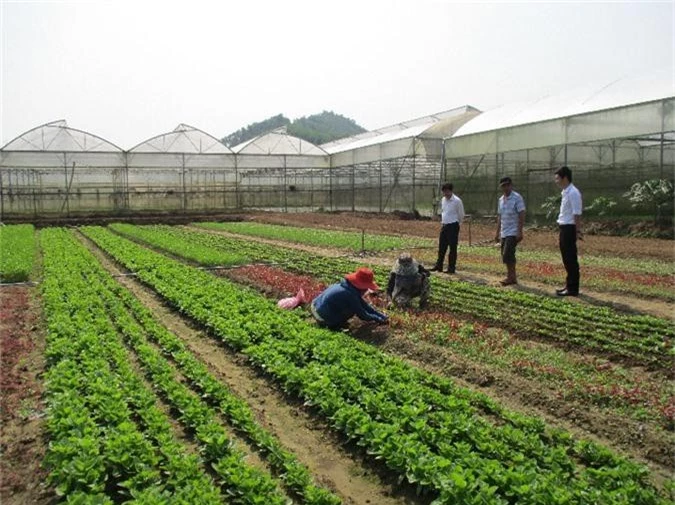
[
  {"xmin": 232, "ymin": 128, "xmax": 327, "ymax": 155},
  {"xmin": 321, "ymin": 106, "xmax": 480, "ymax": 154},
  {"xmin": 1, "ymin": 120, "xmax": 123, "ymax": 152},
  {"xmin": 129, "ymin": 124, "xmax": 232, "ymax": 153},
  {"xmin": 454, "ymin": 70, "xmax": 674, "ymax": 137}
]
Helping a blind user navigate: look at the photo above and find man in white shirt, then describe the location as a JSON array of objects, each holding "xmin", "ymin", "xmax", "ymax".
[
  {"xmin": 494, "ymin": 177, "xmax": 526, "ymax": 286},
  {"xmin": 554, "ymin": 166, "xmax": 583, "ymax": 296},
  {"xmin": 431, "ymin": 182, "xmax": 465, "ymax": 273}
]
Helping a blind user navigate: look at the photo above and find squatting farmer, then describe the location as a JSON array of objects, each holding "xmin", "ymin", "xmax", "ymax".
[
  {"xmin": 310, "ymin": 267, "xmax": 389, "ymax": 331},
  {"xmin": 385, "ymin": 253, "xmax": 431, "ymax": 309}
]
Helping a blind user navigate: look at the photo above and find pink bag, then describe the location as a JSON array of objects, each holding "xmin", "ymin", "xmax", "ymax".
[{"xmin": 277, "ymin": 288, "xmax": 306, "ymax": 310}]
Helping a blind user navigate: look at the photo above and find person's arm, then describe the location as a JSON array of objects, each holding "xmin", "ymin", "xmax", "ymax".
[
  {"xmin": 572, "ymin": 190, "xmax": 583, "ymax": 240},
  {"xmin": 458, "ymin": 199, "xmax": 465, "ymax": 223},
  {"xmin": 386, "ymin": 272, "xmax": 396, "ymax": 298},
  {"xmin": 517, "ymin": 210, "xmax": 525, "ymax": 242},
  {"xmin": 356, "ymin": 296, "xmax": 388, "ymax": 323},
  {"xmin": 495, "ymin": 214, "xmax": 501, "ymax": 242},
  {"xmin": 574, "ymin": 214, "xmax": 583, "ymax": 240}
]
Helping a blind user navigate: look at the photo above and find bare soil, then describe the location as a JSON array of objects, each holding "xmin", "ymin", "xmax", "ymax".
[{"xmin": 0, "ymin": 286, "xmax": 51, "ymax": 504}]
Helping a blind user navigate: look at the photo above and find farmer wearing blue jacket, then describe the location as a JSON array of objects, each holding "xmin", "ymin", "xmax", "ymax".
[{"xmin": 310, "ymin": 267, "xmax": 389, "ymax": 330}]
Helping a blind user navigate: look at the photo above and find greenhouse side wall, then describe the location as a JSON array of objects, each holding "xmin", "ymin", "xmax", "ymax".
[
  {"xmin": 445, "ymin": 140, "xmax": 674, "ymax": 220},
  {"xmin": 1, "ymin": 99, "xmax": 672, "ymax": 222}
]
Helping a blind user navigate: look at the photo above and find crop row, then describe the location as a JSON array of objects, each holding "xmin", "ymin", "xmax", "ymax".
[
  {"xmin": 83, "ymin": 225, "xmax": 670, "ymax": 504},
  {"xmin": 197, "ymin": 221, "xmax": 674, "ymax": 277},
  {"xmin": 110, "ymin": 224, "xmax": 674, "ymax": 368},
  {"xmin": 77, "ymin": 232, "xmax": 342, "ymax": 504},
  {"xmin": 41, "ymin": 228, "xmax": 329, "ymax": 504},
  {"xmin": 195, "ymin": 221, "xmax": 433, "ymax": 252},
  {"xmin": 195, "ymin": 221, "xmax": 675, "ymax": 301},
  {"xmin": 0, "ymin": 223, "xmax": 35, "ymax": 282},
  {"xmin": 41, "ymin": 228, "xmax": 225, "ymax": 502}
]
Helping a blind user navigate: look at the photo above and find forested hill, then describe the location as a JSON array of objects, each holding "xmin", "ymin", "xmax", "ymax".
[{"xmin": 221, "ymin": 111, "xmax": 367, "ymax": 148}]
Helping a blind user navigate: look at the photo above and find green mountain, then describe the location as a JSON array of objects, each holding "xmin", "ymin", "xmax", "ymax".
[{"xmin": 222, "ymin": 111, "xmax": 366, "ymax": 148}]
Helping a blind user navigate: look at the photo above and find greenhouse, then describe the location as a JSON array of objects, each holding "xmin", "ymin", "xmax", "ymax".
[
  {"xmin": 443, "ymin": 71, "xmax": 675, "ymax": 216},
  {"xmin": 1, "ymin": 71, "xmax": 672, "ymax": 220}
]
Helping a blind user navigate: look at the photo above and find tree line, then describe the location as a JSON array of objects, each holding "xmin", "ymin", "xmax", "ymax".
[{"xmin": 221, "ymin": 111, "xmax": 366, "ymax": 148}]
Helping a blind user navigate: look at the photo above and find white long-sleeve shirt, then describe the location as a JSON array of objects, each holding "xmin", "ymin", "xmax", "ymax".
[
  {"xmin": 441, "ymin": 194, "xmax": 465, "ymax": 224},
  {"xmin": 557, "ymin": 183, "xmax": 582, "ymax": 225}
]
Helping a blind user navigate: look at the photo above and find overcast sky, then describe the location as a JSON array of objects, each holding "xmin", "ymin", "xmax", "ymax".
[{"xmin": 1, "ymin": 0, "xmax": 673, "ymax": 149}]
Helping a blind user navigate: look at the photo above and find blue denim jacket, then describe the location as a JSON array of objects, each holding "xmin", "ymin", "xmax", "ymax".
[{"xmin": 311, "ymin": 279, "xmax": 387, "ymax": 329}]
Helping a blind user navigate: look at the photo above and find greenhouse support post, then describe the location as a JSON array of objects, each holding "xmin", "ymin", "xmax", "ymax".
[
  {"xmin": 412, "ymin": 140, "xmax": 416, "ymax": 212},
  {"xmin": 0, "ymin": 169, "xmax": 4, "ymax": 221},
  {"xmin": 659, "ymin": 99, "xmax": 665, "ymax": 179},
  {"xmin": 440, "ymin": 138, "xmax": 447, "ymax": 190},
  {"xmin": 61, "ymin": 159, "xmax": 76, "ymax": 215},
  {"xmin": 181, "ymin": 153, "xmax": 187, "ymax": 212},
  {"xmin": 234, "ymin": 155, "xmax": 240, "ymax": 210},
  {"xmin": 379, "ymin": 159, "xmax": 383, "ymax": 213},
  {"xmin": 283, "ymin": 155, "xmax": 288, "ymax": 212},
  {"xmin": 351, "ymin": 164, "xmax": 355, "ymax": 212}
]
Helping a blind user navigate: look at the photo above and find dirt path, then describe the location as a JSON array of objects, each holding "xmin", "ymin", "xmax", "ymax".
[
  {"xmin": 78, "ymin": 232, "xmax": 427, "ymax": 505},
  {"xmin": 0, "ymin": 285, "xmax": 50, "ymax": 505},
  {"xmin": 247, "ymin": 211, "xmax": 675, "ymax": 262}
]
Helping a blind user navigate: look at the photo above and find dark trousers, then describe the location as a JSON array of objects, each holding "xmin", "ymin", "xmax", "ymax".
[
  {"xmin": 559, "ymin": 225, "xmax": 579, "ymax": 293},
  {"xmin": 435, "ymin": 222, "xmax": 460, "ymax": 272}
]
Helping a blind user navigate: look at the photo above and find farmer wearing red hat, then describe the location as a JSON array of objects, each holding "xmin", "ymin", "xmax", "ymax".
[{"xmin": 310, "ymin": 267, "xmax": 389, "ymax": 330}]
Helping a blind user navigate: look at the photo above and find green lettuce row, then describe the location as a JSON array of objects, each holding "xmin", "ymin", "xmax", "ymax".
[
  {"xmin": 83, "ymin": 226, "xmax": 668, "ymax": 505},
  {"xmin": 194, "ymin": 221, "xmax": 433, "ymax": 252},
  {"xmin": 41, "ymin": 228, "xmax": 287, "ymax": 504},
  {"xmin": 42, "ymin": 228, "xmax": 220, "ymax": 501},
  {"xmin": 111, "ymin": 222, "xmax": 249, "ymax": 266},
  {"xmin": 0, "ymin": 223, "xmax": 35, "ymax": 282},
  {"xmin": 114, "ymin": 224, "xmax": 673, "ymax": 368},
  {"xmin": 75, "ymin": 236, "xmax": 341, "ymax": 505}
]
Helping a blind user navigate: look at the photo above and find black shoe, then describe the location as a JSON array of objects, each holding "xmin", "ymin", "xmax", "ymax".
[
  {"xmin": 445, "ymin": 269, "xmax": 455, "ymax": 274},
  {"xmin": 556, "ymin": 288, "xmax": 578, "ymax": 297},
  {"xmin": 555, "ymin": 287, "xmax": 567, "ymax": 294},
  {"xmin": 429, "ymin": 266, "xmax": 442, "ymax": 272}
]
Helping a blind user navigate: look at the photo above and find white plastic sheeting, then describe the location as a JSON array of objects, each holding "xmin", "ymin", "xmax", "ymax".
[
  {"xmin": 453, "ymin": 70, "xmax": 673, "ymax": 139},
  {"xmin": 2, "ymin": 120, "xmax": 123, "ymax": 152},
  {"xmin": 232, "ymin": 128, "xmax": 327, "ymax": 155},
  {"xmin": 129, "ymin": 124, "xmax": 232, "ymax": 153},
  {"xmin": 322, "ymin": 106, "xmax": 480, "ymax": 154}
]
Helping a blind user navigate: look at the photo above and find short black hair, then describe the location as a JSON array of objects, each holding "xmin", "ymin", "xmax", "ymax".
[
  {"xmin": 441, "ymin": 183, "xmax": 453, "ymax": 192},
  {"xmin": 555, "ymin": 166, "xmax": 572, "ymax": 182}
]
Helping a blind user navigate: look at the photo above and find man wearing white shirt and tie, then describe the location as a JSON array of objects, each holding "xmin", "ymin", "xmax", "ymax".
[
  {"xmin": 554, "ymin": 166, "xmax": 583, "ymax": 296},
  {"xmin": 431, "ymin": 182, "xmax": 465, "ymax": 274}
]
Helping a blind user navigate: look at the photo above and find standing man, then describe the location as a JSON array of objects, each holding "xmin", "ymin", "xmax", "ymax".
[
  {"xmin": 494, "ymin": 177, "xmax": 526, "ymax": 286},
  {"xmin": 554, "ymin": 166, "xmax": 583, "ymax": 296},
  {"xmin": 431, "ymin": 182, "xmax": 465, "ymax": 273}
]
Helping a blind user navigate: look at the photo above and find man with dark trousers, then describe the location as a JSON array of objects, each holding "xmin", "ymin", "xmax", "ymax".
[
  {"xmin": 554, "ymin": 166, "xmax": 583, "ymax": 296},
  {"xmin": 431, "ymin": 182, "xmax": 465, "ymax": 274}
]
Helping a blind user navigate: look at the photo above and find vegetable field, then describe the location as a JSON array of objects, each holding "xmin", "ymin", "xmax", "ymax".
[{"xmin": 1, "ymin": 214, "xmax": 673, "ymax": 505}]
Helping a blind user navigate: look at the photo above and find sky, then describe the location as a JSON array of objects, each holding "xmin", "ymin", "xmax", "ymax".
[{"xmin": 1, "ymin": 0, "xmax": 673, "ymax": 149}]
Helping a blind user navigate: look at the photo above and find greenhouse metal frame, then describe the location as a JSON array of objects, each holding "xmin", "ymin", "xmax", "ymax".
[{"xmin": 2, "ymin": 72, "xmax": 673, "ymax": 221}]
